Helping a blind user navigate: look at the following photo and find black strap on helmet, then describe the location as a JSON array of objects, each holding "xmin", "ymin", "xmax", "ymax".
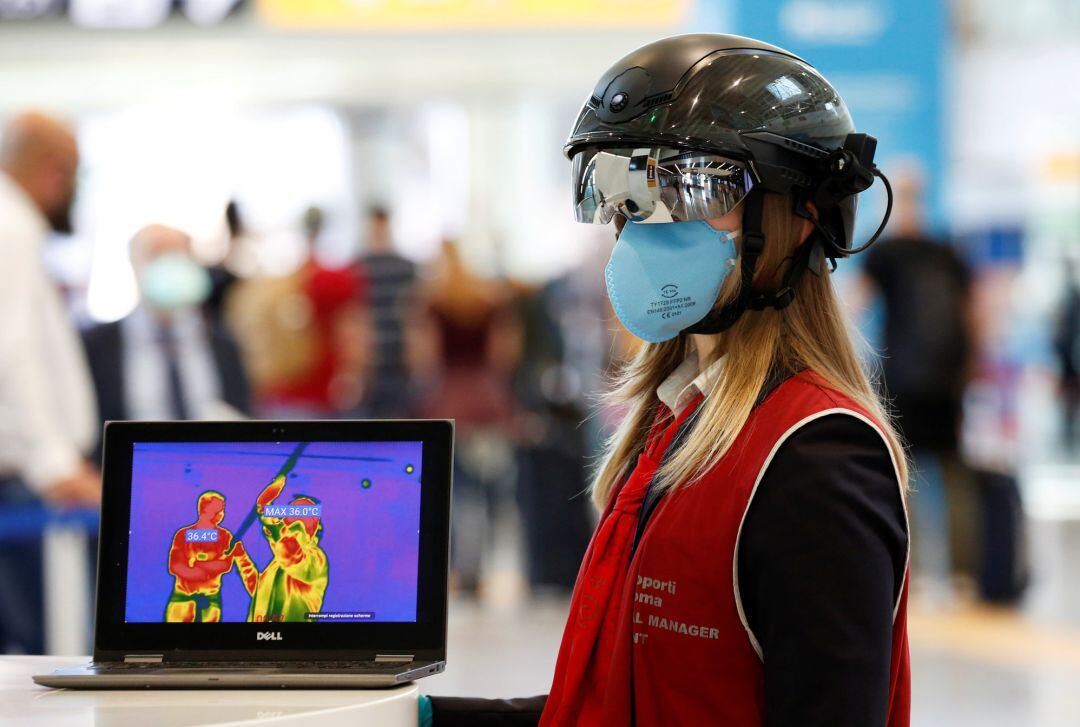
[
  {"xmin": 682, "ymin": 186, "xmax": 768, "ymax": 335},
  {"xmin": 681, "ymin": 188, "xmax": 820, "ymax": 335},
  {"xmin": 746, "ymin": 233, "xmax": 817, "ymax": 312}
]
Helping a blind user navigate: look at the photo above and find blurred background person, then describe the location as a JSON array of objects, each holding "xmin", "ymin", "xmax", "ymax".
[
  {"xmin": 81, "ymin": 224, "xmax": 252, "ymax": 457},
  {"xmin": 862, "ymin": 165, "xmax": 978, "ymax": 597},
  {"xmin": 1054, "ymin": 259, "xmax": 1080, "ymax": 454},
  {"xmin": 358, "ymin": 205, "xmax": 418, "ymax": 419},
  {"xmin": 0, "ymin": 111, "xmax": 99, "ymax": 654},
  {"xmin": 417, "ymin": 240, "xmax": 522, "ymax": 597},
  {"xmin": 203, "ymin": 199, "xmax": 254, "ymax": 326},
  {"xmin": 510, "ymin": 276, "xmax": 595, "ymax": 596},
  {"xmin": 229, "ymin": 205, "xmax": 372, "ymax": 418}
]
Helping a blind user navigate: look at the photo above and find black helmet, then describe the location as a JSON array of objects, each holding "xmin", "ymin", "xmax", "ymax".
[{"xmin": 567, "ymin": 33, "xmax": 889, "ymax": 331}]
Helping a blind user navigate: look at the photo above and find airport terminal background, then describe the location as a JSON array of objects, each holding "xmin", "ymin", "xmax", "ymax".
[{"xmin": 0, "ymin": 0, "xmax": 1078, "ymax": 724}]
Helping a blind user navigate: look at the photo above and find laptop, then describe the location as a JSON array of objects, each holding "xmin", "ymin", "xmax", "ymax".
[{"xmin": 34, "ymin": 419, "xmax": 453, "ymax": 689}]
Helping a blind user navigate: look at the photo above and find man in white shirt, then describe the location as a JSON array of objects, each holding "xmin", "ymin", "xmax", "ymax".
[{"xmin": 0, "ymin": 112, "xmax": 100, "ymax": 653}]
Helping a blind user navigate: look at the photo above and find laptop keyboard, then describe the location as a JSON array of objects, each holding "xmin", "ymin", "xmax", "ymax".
[{"xmin": 91, "ymin": 660, "xmax": 404, "ymax": 672}]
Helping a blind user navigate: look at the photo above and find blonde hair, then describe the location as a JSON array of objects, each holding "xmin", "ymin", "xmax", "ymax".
[{"xmin": 592, "ymin": 191, "xmax": 908, "ymax": 509}]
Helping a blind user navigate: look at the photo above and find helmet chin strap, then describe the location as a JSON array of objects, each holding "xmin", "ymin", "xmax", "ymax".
[
  {"xmin": 681, "ymin": 187, "xmax": 819, "ymax": 336},
  {"xmin": 682, "ymin": 187, "xmax": 765, "ymax": 335}
]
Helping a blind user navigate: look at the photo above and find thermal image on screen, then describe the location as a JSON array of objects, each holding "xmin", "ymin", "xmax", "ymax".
[{"xmin": 125, "ymin": 441, "xmax": 422, "ymax": 624}]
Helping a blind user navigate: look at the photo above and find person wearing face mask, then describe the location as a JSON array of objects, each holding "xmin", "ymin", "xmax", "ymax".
[
  {"xmin": 422, "ymin": 34, "xmax": 910, "ymax": 727},
  {"xmin": 81, "ymin": 225, "xmax": 252, "ymax": 457}
]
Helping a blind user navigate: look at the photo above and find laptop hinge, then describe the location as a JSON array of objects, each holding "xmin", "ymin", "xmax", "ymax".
[
  {"xmin": 124, "ymin": 654, "xmax": 164, "ymax": 664},
  {"xmin": 374, "ymin": 654, "xmax": 414, "ymax": 663}
]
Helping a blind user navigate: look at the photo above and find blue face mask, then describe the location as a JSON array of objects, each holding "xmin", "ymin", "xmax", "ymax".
[
  {"xmin": 140, "ymin": 253, "xmax": 212, "ymax": 312},
  {"xmin": 604, "ymin": 220, "xmax": 738, "ymax": 343}
]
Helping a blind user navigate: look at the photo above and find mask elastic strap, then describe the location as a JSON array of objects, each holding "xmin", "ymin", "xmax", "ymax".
[{"xmin": 682, "ymin": 186, "xmax": 766, "ymax": 335}]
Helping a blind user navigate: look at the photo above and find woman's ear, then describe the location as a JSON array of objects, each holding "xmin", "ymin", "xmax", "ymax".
[{"xmin": 798, "ymin": 200, "xmax": 818, "ymax": 247}]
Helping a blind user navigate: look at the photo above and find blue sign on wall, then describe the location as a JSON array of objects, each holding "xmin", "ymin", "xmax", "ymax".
[{"xmin": 729, "ymin": 0, "xmax": 947, "ymax": 234}]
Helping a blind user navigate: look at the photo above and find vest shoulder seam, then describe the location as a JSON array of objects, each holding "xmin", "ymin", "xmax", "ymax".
[{"xmin": 731, "ymin": 406, "xmax": 910, "ymax": 663}]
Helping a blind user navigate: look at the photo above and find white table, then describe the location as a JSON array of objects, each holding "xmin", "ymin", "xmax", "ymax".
[{"xmin": 0, "ymin": 657, "xmax": 419, "ymax": 727}]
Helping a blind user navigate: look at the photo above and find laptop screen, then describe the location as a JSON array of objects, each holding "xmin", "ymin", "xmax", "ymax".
[{"xmin": 124, "ymin": 440, "xmax": 422, "ymax": 625}]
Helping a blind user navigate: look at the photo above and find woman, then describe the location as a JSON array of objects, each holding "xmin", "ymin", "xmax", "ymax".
[
  {"xmin": 424, "ymin": 33, "xmax": 910, "ymax": 727},
  {"xmin": 416, "ymin": 240, "xmax": 522, "ymax": 594}
]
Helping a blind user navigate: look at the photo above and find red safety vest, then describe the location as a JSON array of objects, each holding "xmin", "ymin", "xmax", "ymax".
[{"xmin": 543, "ymin": 371, "xmax": 910, "ymax": 726}]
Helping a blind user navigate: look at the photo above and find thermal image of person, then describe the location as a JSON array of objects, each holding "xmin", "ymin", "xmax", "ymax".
[
  {"xmin": 249, "ymin": 474, "xmax": 329, "ymax": 622},
  {"xmin": 165, "ymin": 490, "xmax": 257, "ymax": 622}
]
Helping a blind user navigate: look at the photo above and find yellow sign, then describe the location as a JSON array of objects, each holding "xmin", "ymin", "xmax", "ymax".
[{"xmin": 258, "ymin": 0, "xmax": 689, "ymax": 30}]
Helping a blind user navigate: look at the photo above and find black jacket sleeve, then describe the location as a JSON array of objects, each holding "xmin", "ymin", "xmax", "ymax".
[
  {"xmin": 428, "ymin": 695, "xmax": 547, "ymax": 727},
  {"xmin": 738, "ymin": 413, "xmax": 907, "ymax": 727}
]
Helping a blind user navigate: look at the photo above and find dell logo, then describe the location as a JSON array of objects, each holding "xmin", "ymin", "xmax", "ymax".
[{"xmin": 257, "ymin": 632, "xmax": 283, "ymax": 641}]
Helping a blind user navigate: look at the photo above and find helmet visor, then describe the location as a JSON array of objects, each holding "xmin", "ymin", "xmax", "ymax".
[{"xmin": 572, "ymin": 146, "xmax": 754, "ymax": 224}]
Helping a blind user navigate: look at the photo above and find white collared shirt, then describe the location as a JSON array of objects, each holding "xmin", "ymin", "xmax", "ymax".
[
  {"xmin": 0, "ymin": 172, "xmax": 97, "ymax": 491},
  {"xmin": 121, "ymin": 305, "xmax": 225, "ymax": 421},
  {"xmin": 656, "ymin": 350, "xmax": 726, "ymax": 415}
]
